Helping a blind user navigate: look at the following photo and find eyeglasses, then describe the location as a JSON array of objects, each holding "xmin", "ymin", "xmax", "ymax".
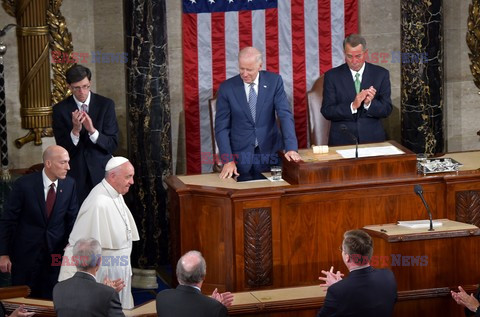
[{"xmin": 71, "ymin": 85, "xmax": 91, "ymax": 92}]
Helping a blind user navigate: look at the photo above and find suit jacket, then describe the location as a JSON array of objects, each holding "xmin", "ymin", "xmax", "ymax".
[
  {"xmin": 53, "ymin": 272, "xmax": 125, "ymax": 317},
  {"xmin": 52, "ymin": 93, "xmax": 119, "ymax": 202},
  {"xmin": 317, "ymin": 266, "xmax": 397, "ymax": 317},
  {"xmin": 156, "ymin": 285, "xmax": 228, "ymax": 317},
  {"xmin": 215, "ymin": 71, "xmax": 298, "ymax": 173},
  {"xmin": 0, "ymin": 172, "xmax": 78, "ymax": 295},
  {"xmin": 321, "ymin": 62, "xmax": 393, "ymax": 146}
]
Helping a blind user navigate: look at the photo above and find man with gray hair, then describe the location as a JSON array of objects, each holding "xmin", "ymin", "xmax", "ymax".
[
  {"xmin": 53, "ymin": 238, "xmax": 125, "ymax": 317},
  {"xmin": 58, "ymin": 157, "xmax": 139, "ymax": 309},
  {"xmin": 317, "ymin": 229, "xmax": 397, "ymax": 316},
  {"xmin": 156, "ymin": 251, "xmax": 233, "ymax": 317},
  {"xmin": 321, "ymin": 34, "xmax": 393, "ymax": 146}
]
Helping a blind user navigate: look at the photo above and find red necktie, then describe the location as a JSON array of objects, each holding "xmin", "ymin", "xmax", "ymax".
[{"xmin": 46, "ymin": 183, "xmax": 56, "ymax": 218}]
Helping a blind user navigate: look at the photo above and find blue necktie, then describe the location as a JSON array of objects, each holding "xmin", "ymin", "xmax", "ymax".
[{"xmin": 248, "ymin": 83, "xmax": 257, "ymax": 122}]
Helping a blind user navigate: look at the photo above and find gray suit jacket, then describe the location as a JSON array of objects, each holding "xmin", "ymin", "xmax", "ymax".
[{"xmin": 53, "ymin": 272, "xmax": 125, "ymax": 317}]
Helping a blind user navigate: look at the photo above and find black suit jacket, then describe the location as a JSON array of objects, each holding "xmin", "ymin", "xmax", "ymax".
[
  {"xmin": 321, "ymin": 62, "xmax": 393, "ymax": 146},
  {"xmin": 52, "ymin": 93, "xmax": 119, "ymax": 202},
  {"xmin": 53, "ymin": 272, "xmax": 125, "ymax": 317},
  {"xmin": 156, "ymin": 285, "xmax": 228, "ymax": 317},
  {"xmin": 317, "ymin": 266, "xmax": 397, "ymax": 317},
  {"xmin": 0, "ymin": 172, "xmax": 78, "ymax": 297}
]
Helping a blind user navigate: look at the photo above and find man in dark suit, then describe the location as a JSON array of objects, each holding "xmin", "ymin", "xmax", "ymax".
[
  {"xmin": 317, "ymin": 229, "xmax": 397, "ymax": 317},
  {"xmin": 321, "ymin": 34, "xmax": 393, "ymax": 146},
  {"xmin": 53, "ymin": 238, "xmax": 125, "ymax": 317},
  {"xmin": 156, "ymin": 250, "xmax": 233, "ymax": 317},
  {"xmin": 52, "ymin": 65, "xmax": 119, "ymax": 203},
  {"xmin": 215, "ymin": 46, "xmax": 301, "ymax": 179},
  {"xmin": 0, "ymin": 145, "xmax": 79, "ymax": 299}
]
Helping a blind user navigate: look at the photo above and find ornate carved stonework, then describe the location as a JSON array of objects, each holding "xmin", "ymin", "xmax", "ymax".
[
  {"xmin": 244, "ymin": 207, "xmax": 273, "ymax": 287},
  {"xmin": 456, "ymin": 191, "xmax": 480, "ymax": 227}
]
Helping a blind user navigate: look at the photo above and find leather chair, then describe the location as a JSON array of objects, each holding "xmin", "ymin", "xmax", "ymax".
[
  {"xmin": 307, "ymin": 75, "xmax": 330, "ymax": 146},
  {"xmin": 208, "ymin": 98, "xmax": 223, "ymax": 173}
]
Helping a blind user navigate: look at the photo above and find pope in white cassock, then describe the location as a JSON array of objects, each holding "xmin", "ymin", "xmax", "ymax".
[{"xmin": 58, "ymin": 156, "xmax": 139, "ymax": 309}]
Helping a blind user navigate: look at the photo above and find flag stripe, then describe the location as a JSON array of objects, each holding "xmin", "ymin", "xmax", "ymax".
[
  {"xmin": 182, "ymin": 0, "xmax": 358, "ymax": 173},
  {"xmin": 318, "ymin": 0, "xmax": 332, "ymax": 74},
  {"xmin": 265, "ymin": 9, "xmax": 279, "ymax": 72},
  {"xmin": 239, "ymin": 10, "xmax": 252, "ymax": 49},
  {"xmin": 182, "ymin": 13, "xmax": 201, "ymax": 174},
  {"xmin": 211, "ymin": 13, "xmax": 226, "ymax": 97},
  {"xmin": 291, "ymin": 0, "xmax": 307, "ymax": 148}
]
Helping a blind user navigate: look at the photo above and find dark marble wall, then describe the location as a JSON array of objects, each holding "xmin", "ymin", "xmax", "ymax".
[
  {"xmin": 124, "ymin": 0, "xmax": 172, "ymax": 268},
  {"xmin": 401, "ymin": 0, "xmax": 444, "ymax": 155}
]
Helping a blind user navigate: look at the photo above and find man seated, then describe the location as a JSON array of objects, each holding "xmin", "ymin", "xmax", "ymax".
[
  {"xmin": 53, "ymin": 238, "xmax": 125, "ymax": 317},
  {"xmin": 317, "ymin": 229, "xmax": 397, "ymax": 316},
  {"xmin": 156, "ymin": 250, "xmax": 233, "ymax": 317}
]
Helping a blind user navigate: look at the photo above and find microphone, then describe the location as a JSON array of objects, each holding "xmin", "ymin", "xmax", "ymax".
[
  {"xmin": 340, "ymin": 124, "xmax": 358, "ymax": 158},
  {"xmin": 414, "ymin": 184, "xmax": 434, "ymax": 231}
]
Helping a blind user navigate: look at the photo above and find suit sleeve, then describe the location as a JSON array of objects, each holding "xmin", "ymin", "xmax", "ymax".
[
  {"xmin": 108, "ymin": 291, "xmax": 126, "ymax": 317},
  {"xmin": 317, "ymin": 285, "xmax": 339, "ymax": 317},
  {"xmin": 52, "ymin": 102, "xmax": 80, "ymax": 157},
  {"xmin": 365, "ymin": 68, "xmax": 393, "ymax": 119},
  {"xmin": 94, "ymin": 98, "xmax": 119, "ymax": 155},
  {"xmin": 214, "ymin": 85, "xmax": 234, "ymax": 163},
  {"xmin": 321, "ymin": 71, "xmax": 357, "ymax": 122},
  {"xmin": 273, "ymin": 75, "xmax": 298, "ymax": 152},
  {"xmin": 0, "ymin": 180, "xmax": 24, "ymax": 255}
]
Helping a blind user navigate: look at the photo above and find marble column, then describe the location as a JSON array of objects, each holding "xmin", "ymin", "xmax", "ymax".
[
  {"xmin": 124, "ymin": 0, "xmax": 172, "ymax": 268},
  {"xmin": 400, "ymin": 0, "xmax": 444, "ymax": 155}
]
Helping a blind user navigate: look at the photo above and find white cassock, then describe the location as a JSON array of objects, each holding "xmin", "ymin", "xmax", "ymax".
[{"xmin": 58, "ymin": 179, "xmax": 140, "ymax": 309}]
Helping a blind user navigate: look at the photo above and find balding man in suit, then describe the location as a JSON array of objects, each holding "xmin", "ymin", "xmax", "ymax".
[{"xmin": 0, "ymin": 145, "xmax": 79, "ymax": 299}]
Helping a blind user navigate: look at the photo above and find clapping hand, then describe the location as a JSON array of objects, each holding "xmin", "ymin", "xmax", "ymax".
[
  {"xmin": 211, "ymin": 288, "xmax": 234, "ymax": 307},
  {"xmin": 318, "ymin": 266, "xmax": 344, "ymax": 288},
  {"xmin": 103, "ymin": 277, "xmax": 126, "ymax": 293}
]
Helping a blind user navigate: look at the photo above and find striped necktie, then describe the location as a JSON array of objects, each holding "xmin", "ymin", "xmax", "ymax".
[{"xmin": 248, "ymin": 83, "xmax": 257, "ymax": 122}]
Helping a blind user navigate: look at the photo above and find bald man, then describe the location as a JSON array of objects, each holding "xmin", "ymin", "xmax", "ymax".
[
  {"xmin": 59, "ymin": 157, "xmax": 139, "ymax": 309},
  {"xmin": 215, "ymin": 46, "xmax": 301, "ymax": 179},
  {"xmin": 0, "ymin": 145, "xmax": 79, "ymax": 299},
  {"xmin": 156, "ymin": 251, "xmax": 233, "ymax": 317}
]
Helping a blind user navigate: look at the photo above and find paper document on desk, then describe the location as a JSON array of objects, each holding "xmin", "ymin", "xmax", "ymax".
[
  {"xmin": 397, "ymin": 220, "xmax": 443, "ymax": 229},
  {"xmin": 336, "ymin": 145, "xmax": 405, "ymax": 158}
]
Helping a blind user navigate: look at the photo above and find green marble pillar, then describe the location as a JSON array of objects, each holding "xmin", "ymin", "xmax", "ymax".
[
  {"xmin": 124, "ymin": 0, "xmax": 172, "ymax": 268},
  {"xmin": 401, "ymin": 0, "xmax": 444, "ymax": 155}
]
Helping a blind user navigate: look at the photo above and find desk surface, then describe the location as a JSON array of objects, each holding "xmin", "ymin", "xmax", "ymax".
[
  {"xmin": 176, "ymin": 149, "xmax": 480, "ymax": 190},
  {"xmin": 2, "ymin": 285, "xmax": 327, "ymax": 316}
]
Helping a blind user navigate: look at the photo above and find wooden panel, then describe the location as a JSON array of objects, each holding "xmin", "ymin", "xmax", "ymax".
[{"xmin": 282, "ymin": 141, "xmax": 417, "ymax": 185}]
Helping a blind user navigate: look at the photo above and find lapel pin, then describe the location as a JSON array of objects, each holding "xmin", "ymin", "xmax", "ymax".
[
  {"xmin": 59, "ymin": 189, "xmax": 63, "ymax": 193},
  {"xmin": 263, "ymin": 85, "xmax": 267, "ymax": 88}
]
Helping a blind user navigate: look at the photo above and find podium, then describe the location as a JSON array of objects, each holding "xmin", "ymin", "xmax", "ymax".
[
  {"xmin": 363, "ymin": 219, "xmax": 480, "ymax": 317},
  {"xmin": 281, "ymin": 141, "xmax": 417, "ymax": 184}
]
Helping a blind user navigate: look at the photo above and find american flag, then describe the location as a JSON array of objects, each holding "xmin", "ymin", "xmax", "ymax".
[{"xmin": 183, "ymin": 0, "xmax": 358, "ymax": 174}]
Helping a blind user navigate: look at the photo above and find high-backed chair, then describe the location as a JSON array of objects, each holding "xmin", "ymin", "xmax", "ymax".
[
  {"xmin": 307, "ymin": 75, "xmax": 330, "ymax": 146},
  {"xmin": 208, "ymin": 97, "xmax": 223, "ymax": 173}
]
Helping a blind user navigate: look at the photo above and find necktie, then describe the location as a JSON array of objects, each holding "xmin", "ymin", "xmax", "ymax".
[
  {"xmin": 248, "ymin": 83, "xmax": 257, "ymax": 122},
  {"xmin": 248, "ymin": 83, "xmax": 259, "ymax": 146},
  {"xmin": 354, "ymin": 73, "xmax": 361, "ymax": 94},
  {"xmin": 81, "ymin": 103, "xmax": 88, "ymax": 113},
  {"xmin": 46, "ymin": 183, "xmax": 56, "ymax": 218}
]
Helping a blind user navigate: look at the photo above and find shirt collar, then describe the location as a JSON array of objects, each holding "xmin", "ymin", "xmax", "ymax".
[
  {"xmin": 42, "ymin": 168, "xmax": 58, "ymax": 189},
  {"xmin": 349, "ymin": 264, "xmax": 370, "ymax": 272},
  {"xmin": 349, "ymin": 62, "xmax": 366, "ymax": 80},
  {"xmin": 73, "ymin": 91, "xmax": 91, "ymax": 108}
]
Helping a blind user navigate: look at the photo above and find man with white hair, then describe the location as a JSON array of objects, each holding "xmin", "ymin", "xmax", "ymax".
[{"xmin": 58, "ymin": 157, "xmax": 139, "ymax": 309}]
